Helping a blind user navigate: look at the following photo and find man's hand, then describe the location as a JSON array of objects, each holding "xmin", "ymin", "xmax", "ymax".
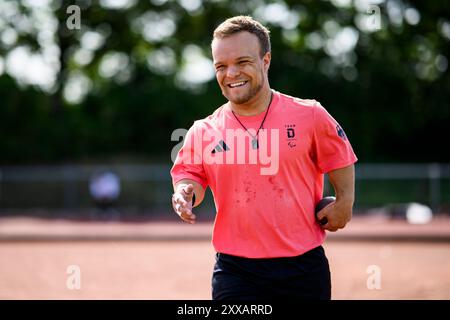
[
  {"xmin": 172, "ymin": 184, "xmax": 196, "ymax": 224},
  {"xmin": 316, "ymin": 199, "xmax": 352, "ymax": 232}
]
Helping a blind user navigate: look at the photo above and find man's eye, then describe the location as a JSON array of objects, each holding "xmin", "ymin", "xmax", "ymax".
[
  {"xmin": 216, "ymin": 65, "xmax": 225, "ymax": 71},
  {"xmin": 239, "ymin": 60, "xmax": 249, "ymax": 64}
]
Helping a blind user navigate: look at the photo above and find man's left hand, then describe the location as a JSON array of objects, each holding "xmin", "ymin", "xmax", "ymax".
[{"xmin": 316, "ymin": 199, "xmax": 352, "ymax": 232}]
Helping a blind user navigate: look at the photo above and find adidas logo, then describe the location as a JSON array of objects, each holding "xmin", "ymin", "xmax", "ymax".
[{"xmin": 211, "ymin": 140, "xmax": 230, "ymax": 153}]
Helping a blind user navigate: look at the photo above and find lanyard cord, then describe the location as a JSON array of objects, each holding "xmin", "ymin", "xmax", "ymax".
[{"xmin": 231, "ymin": 91, "xmax": 273, "ymax": 142}]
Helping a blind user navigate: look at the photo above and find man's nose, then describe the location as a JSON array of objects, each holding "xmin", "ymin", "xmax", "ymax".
[{"xmin": 226, "ymin": 65, "xmax": 240, "ymax": 78}]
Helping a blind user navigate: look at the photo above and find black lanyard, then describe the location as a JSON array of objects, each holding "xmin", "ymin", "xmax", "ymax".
[{"xmin": 231, "ymin": 92, "xmax": 273, "ymax": 150}]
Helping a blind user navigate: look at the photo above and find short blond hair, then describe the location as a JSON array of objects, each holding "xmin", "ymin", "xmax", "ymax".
[{"xmin": 212, "ymin": 16, "xmax": 271, "ymax": 57}]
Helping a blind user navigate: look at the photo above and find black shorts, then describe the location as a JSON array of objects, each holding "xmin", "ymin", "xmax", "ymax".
[{"xmin": 212, "ymin": 245, "xmax": 331, "ymax": 300}]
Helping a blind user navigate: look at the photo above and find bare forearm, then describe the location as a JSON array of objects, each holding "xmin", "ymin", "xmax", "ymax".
[
  {"xmin": 328, "ymin": 165, "xmax": 354, "ymax": 203},
  {"xmin": 324, "ymin": 165, "xmax": 355, "ymax": 231}
]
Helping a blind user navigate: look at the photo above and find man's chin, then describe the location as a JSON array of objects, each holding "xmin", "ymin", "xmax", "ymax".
[
  {"xmin": 230, "ymin": 97, "xmax": 251, "ymax": 105},
  {"xmin": 225, "ymin": 92, "xmax": 252, "ymax": 105}
]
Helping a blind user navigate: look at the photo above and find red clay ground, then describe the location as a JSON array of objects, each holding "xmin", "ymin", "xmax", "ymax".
[{"xmin": 0, "ymin": 216, "xmax": 449, "ymax": 299}]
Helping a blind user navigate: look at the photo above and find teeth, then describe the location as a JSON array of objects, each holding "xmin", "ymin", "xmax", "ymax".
[{"xmin": 229, "ymin": 81, "xmax": 246, "ymax": 88}]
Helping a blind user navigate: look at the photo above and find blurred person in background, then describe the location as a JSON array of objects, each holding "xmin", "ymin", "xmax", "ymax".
[{"xmin": 89, "ymin": 170, "xmax": 121, "ymax": 220}]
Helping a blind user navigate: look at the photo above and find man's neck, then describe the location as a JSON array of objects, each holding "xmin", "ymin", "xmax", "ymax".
[{"xmin": 229, "ymin": 87, "xmax": 273, "ymax": 116}]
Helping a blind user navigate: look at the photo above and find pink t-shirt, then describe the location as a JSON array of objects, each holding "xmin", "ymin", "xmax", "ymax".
[{"xmin": 171, "ymin": 90, "xmax": 357, "ymax": 258}]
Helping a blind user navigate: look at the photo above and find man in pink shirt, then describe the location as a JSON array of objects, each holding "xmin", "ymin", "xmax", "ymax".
[{"xmin": 171, "ymin": 16, "xmax": 357, "ymax": 300}]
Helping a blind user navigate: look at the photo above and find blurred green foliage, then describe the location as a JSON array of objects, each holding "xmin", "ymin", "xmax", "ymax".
[{"xmin": 0, "ymin": 0, "xmax": 449, "ymax": 164}]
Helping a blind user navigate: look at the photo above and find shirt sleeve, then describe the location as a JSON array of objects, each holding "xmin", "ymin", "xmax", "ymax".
[
  {"xmin": 170, "ymin": 122, "xmax": 208, "ymax": 189},
  {"xmin": 313, "ymin": 102, "xmax": 358, "ymax": 174}
]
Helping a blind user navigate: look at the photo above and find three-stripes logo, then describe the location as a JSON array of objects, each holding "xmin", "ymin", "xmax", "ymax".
[{"xmin": 211, "ymin": 140, "xmax": 230, "ymax": 154}]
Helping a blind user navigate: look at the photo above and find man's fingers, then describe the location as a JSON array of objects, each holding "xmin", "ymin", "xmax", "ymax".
[
  {"xmin": 177, "ymin": 210, "xmax": 196, "ymax": 223},
  {"xmin": 320, "ymin": 218, "xmax": 346, "ymax": 231},
  {"xmin": 184, "ymin": 184, "xmax": 194, "ymax": 194},
  {"xmin": 316, "ymin": 203, "xmax": 334, "ymax": 227},
  {"xmin": 316, "ymin": 210, "xmax": 325, "ymax": 220},
  {"xmin": 172, "ymin": 185, "xmax": 196, "ymax": 223},
  {"xmin": 316, "ymin": 209, "xmax": 329, "ymax": 226},
  {"xmin": 319, "ymin": 215, "xmax": 338, "ymax": 230},
  {"xmin": 182, "ymin": 184, "xmax": 194, "ymax": 200},
  {"xmin": 318, "ymin": 217, "xmax": 328, "ymax": 226},
  {"xmin": 179, "ymin": 206, "xmax": 193, "ymax": 215},
  {"xmin": 180, "ymin": 210, "xmax": 196, "ymax": 224},
  {"xmin": 316, "ymin": 203, "xmax": 333, "ymax": 220},
  {"xmin": 323, "ymin": 224, "xmax": 339, "ymax": 232},
  {"xmin": 173, "ymin": 193, "xmax": 187, "ymax": 205},
  {"xmin": 174, "ymin": 203, "xmax": 192, "ymax": 216},
  {"xmin": 174, "ymin": 197, "xmax": 188, "ymax": 207},
  {"xmin": 173, "ymin": 198, "xmax": 196, "ymax": 223},
  {"xmin": 173, "ymin": 194, "xmax": 192, "ymax": 213}
]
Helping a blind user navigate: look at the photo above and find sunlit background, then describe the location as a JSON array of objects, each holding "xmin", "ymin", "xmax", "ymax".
[{"xmin": 0, "ymin": 0, "xmax": 449, "ymax": 300}]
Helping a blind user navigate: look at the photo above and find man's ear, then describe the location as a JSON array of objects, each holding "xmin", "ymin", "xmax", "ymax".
[{"xmin": 263, "ymin": 51, "xmax": 271, "ymax": 72}]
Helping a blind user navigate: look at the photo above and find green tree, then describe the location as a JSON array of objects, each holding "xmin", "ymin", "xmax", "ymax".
[{"xmin": 0, "ymin": 0, "xmax": 448, "ymax": 163}]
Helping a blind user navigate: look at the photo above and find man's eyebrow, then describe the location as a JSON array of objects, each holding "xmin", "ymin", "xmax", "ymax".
[{"xmin": 214, "ymin": 56, "xmax": 254, "ymax": 66}]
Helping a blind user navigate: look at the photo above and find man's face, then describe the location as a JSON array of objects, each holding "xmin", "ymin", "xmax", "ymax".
[{"xmin": 212, "ymin": 31, "xmax": 271, "ymax": 105}]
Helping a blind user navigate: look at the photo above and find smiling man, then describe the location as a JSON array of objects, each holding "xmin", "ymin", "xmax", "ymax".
[{"xmin": 170, "ymin": 16, "xmax": 357, "ymax": 300}]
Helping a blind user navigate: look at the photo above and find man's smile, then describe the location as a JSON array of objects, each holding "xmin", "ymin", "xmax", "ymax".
[{"xmin": 227, "ymin": 81, "xmax": 248, "ymax": 88}]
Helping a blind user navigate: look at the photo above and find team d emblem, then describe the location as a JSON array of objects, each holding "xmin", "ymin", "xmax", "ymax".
[{"xmin": 287, "ymin": 128, "xmax": 295, "ymax": 138}]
